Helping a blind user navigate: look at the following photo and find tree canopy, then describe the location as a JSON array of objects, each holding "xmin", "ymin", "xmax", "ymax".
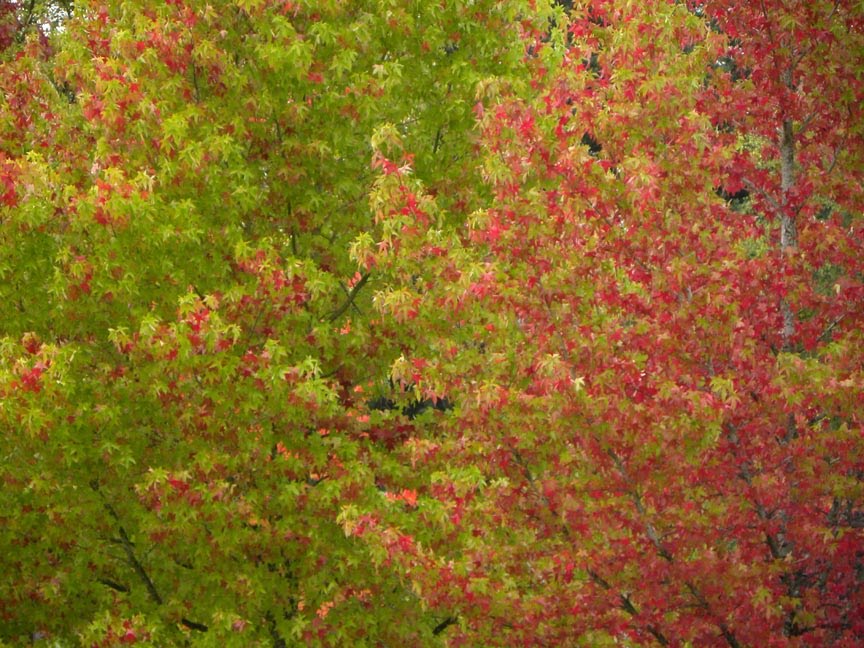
[{"xmin": 1, "ymin": 0, "xmax": 863, "ymax": 645}]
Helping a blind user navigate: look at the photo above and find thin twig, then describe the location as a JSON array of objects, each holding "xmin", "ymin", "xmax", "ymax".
[
  {"xmin": 741, "ymin": 177, "xmax": 783, "ymax": 215},
  {"xmin": 328, "ymin": 272, "xmax": 370, "ymax": 322},
  {"xmin": 818, "ymin": 314, "xmax": 845, "ymax": 343}
]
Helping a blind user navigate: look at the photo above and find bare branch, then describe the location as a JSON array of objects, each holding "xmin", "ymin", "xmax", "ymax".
[
  {"xmin": 97, "ymin": 577, "xmax": 130, "ymax": 593},
  {"xmin": 432, "ymin": 616, "xmax": 458, "ymax": 636},
  {"xmin": 328, "ymin": 272, "xmax": 370, "ymax": 322}
]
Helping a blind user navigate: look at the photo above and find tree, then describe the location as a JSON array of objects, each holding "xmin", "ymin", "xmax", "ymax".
[
  {"xmin": 0, "ymin": 0, "xmax": 547, "ymax": 644},
  {"xmin": 1, "ymin": 0, "xmax": 862, "ymax": 646},
  {"xmin": 345, "ymin": 0, "xmax": 864, "ymax": 645}
]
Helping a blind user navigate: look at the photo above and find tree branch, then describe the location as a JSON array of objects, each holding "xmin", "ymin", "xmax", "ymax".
[
  {"xmin": 90, "ymin": 480, "xmax": 208, "ymax": 631},
  {"xmin": 819, "ymin": 314, "xmax": 845, "ymax": 343},
  {"xmin": 608, "ymin": 450, "xmax": 742, "ymax": 647},
  {"xmin": 432, "ymin": 615, "xmax": 458, "ymax": 636},
  {"xmin": 432, "ymin": 127, "xmax": 443, "ymax": 156},
  {"xmin": 181, "ymin": 618, "xmax": 209, "ymax": 632},
  {"xmin": 328, "ymin": 272, "xmax": 370, "ymax": 322},
  {"xmin": 512, "ymin": 447, "xmax": 672, "ymax": 645},
  {"xmin": 97, "ymin": 577, "xmax": 130, "ymax": 593},
  {"xmin": 741, "ymin": 177, "xmax": 782, "ymax": 215},
  {"xmin": 91, "ymin": 480, "xmax": 164, "ymax": 605},
  {"xmin": 587, "ymin": 570, "xmax": 669, "ymax": 646}
]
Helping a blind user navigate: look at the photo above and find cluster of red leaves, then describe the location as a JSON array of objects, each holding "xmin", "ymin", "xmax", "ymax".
[{"xmin": 351, "ymin": 1, "xmax": 864, "ymax": 645}]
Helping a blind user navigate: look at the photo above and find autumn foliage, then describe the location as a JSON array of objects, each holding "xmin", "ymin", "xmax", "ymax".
[{"xmin": 1, "ymin": 0, "xmax": 863, "ymax": 645}]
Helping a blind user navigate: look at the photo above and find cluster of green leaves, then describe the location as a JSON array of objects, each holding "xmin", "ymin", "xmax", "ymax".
[{"xmin": 0, "ymin": 0, "xmax": 547, "ymax": 644}]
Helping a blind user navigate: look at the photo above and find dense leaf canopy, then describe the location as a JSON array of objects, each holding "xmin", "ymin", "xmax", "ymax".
[{"xmin": 1, "ymin": 0, "xmax": 862, "ymax": 645}]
